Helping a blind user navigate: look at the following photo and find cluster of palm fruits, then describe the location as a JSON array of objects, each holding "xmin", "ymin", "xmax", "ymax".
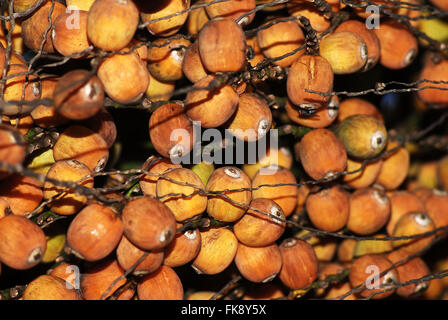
[{"xmin": 0, "ymin": 0, "xmax": 447, "ymax": 301}]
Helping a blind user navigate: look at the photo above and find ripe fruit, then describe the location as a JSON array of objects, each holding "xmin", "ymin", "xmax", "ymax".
[
  {"xmin": 234, "ymin": 243, "xmax": 282, "ymax": 283},
  {"xmin": 417, "ymin": 58, "xmax": 448, "ymax": 107},
  {"xmin": 0, "ymin": 215, "xmax": 46, "ymax": 270},
  {"xmin": 287, "ymin": 55, "xmax": 334, "ymax": 109},
  {"xmin": 279, "ymin": 238, "xmax": 318, "ymax": 289},
  {"xmin": 243, "ymin": 146, "xmax": 293, "ymax": 180},
  {"xmin": 147, "ymin": 37, "xmax": 191, "ymax": 82},
  {"xmin": 423, "ymin": 190, "xmax": 448, "ymax": 234},
  {"xmin": 374, "ymin": 20, "xmax": 418, "ymax": 70},
  {"xmin": 43, "ymin": 160, "xmax": 94, "ymax": 215},
  {"xmin": 320, "ymin": 31, "xmax": 368, "ymax": 75},
  {"xmin": 349, "ymin": 254, "xmax": 398, "ymax": 299},
  {"xmin": 0, "ymin": 125, "xmax": 26, "ymax": 178},
  {"xmin": 87, "ymin": 0, "xmax": 139, "ymax": 51},
  {"xmin": 121, "ymin": 197, "xmax": 176, "ymax": 250},
  {"xmin": 386, "ymin": 191, "xmax": 426, "ymax": 236},
  {"xmin": 392, "ymin": 212, "xmax": 435, "ymax": 255},
  {"xmin": 97, "ymin": 51, "xmax": 150, "ymax": 104},
  {"xmin": 53, "ymin": 70, "xmax": 104, "ymax": 120},
  {"xmin": 79, "ymin": 107, "xmax": 117, "ymax": 148},
  {"xmin": 146, "ymin": 72, "xmax": 175, "ymax": 102},
  {"xmin": 0, "ymin": 174, "xmax": 42, "ymax": 216},
  {"xmin": 257, "ymin": 20, "xmax": 305, "ymax": 67},
  {"xmin": 140, "ymin": 0, "xmax": 191, "ymax": 37},
  {"xmin": 137, "ymin": 265, "xmax": 184, "ymax": 300},
  {"xmin": 186, "ymin": 0, "xmax": 210, "ymax": 34},
  {"xmin": 337, "ymin": 239, "xmax": 357, "ymax": 263},
  {"xmin": 185, "ymin": 75, "xmax": 239, "ymax": 128},
  {"xmin": 23, "ymin": 275, "xmax": 80, "ymax": 300},
  {"xmin": 337, "ymin": 98, "xmax": 383, "ymax": 123},
  {"xmin": 192, "ymin": 227, "xmax": 238, "ymax": 275},
  {"xmin": 233, "ymin": 198, "xmax": 285, "ymax": 247},
  {"xmin": 52, "ymin": 125, "xmax": 109, "ymax": 172},
  {"xmin": 287, "ymin": 2, "xmax": 330, "ymax": 33},
  {"xmin": 205, "ymin": 0, "xmax": 256, "ymax": 24},
  {"xmin": 375, "ymin": 140, "xmax": 410, "ymax": 190},
  {"xmin": 198, "ymin": 18, "xmax": 246, "ymax": 73},
  {"xmin": 206, "ymin": 166, "xmax": 252, "ymax": 222},
  {"xmin": 343, "ymin": 158, "xmax": 383, "ymax": 189},
  {"xmin": 226, "ymin": 93, "xmax": 272, "ymax": 142},
  {"xmin": 285, "ymin": 96, "xmax": 338, "ymax": 129},
  {"xmin": 81, "ymin": 259, "xmax": 126, "ymax": 300},
  {"xmin": 299, "ymin": 128, "xmax": 347, "ymax": 180},
  {"xmin": 182, "ymin": 41, "xmax": 209, "ymax": 83},
  {"xmin": 149, "ymin": 102, "xmax": 194, "ymax": 160},
  {"xmin": 156, "ymin": 168, "xmax": 207, "ymax": 221},
  {"xmin": 252, "ymin": 167, "xmax": 298, "ymax": 217},
  {"xmin": 52, "ymin": 10, "xmax": 90, "ymax": 57},
  {"xmin": 335, "ymin": 115, "xmax": 388, "ymax": 160},
  {"xmin": 306, "ymin": 185, "xmax": 350, "ymax": 232},
  {"xmin": 347, "ymin": 188, "xmax": 391, "ymax": 235},
  {"xmin": 164, "ymin": 227, "xmax": 201, "ymax": 268},
  {"xmin": 140, "ymin": 157, "xmax": 182, "ymax": 197},
  {"xmin": 116, "ymin": 235, "xmax": 164, "ymax": 275},
  {"xmin": 67, "ymin": 204, "xmax": 123, "ymax": 261},
  {"xmin": 21, "ymin": 1, "xmax": 66, "ymax": 53},
  {"xmin": 66, "ymin": 0, "xmax": 96, "ymax": 10}
]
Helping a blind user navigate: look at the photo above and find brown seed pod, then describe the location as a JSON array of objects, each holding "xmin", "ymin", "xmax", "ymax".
[
  {"xmin": 182, "ymin": 40, "xmax": 209, "ymax": 83},
  {"xmin": 299, "ymin": 128, "xmax": 347, "ymax": 181},
  {"xmin": 233, "ymin": 198, "xmax": 285, "ymax": 247},
  {"xmin": 349, "ymin": 254, "xmax": 398, "ymax": 299},
  {"xmin": 285, "ymin": 96, "xmax": 338, "ymax": 129},
  {"xmin": 3, "ymin": 64, "xmax": 41, "ymax": 116},
  {"xmin": 121, "ymin": 197, "xmax": 177, "ymax": 251},
  {"xmin": 417, "ymin": 58, "xmax": 448, "ymax": 106},
  {"xmin": 67, "ymin": 204, "xmax": 123, "ymax": 261},
  {"xmin": 206, "ymin": 166, "xmax": 252, "ymax": 222},
  {"xmin": 156, "ymin": 168, "xmax": 207, "ymax": 221},
  {"xmin": 52, "ymin": 10, "xmax": 90, "ymax": 57},
  {"xmin": 53, "ymin": 70, "xmax": 104, "ymax": 120},
  {"xmin": 81, "ymin": 259, "xmax": 126, "ymax": 300},
  {"xmin": 337, "ymin": 98, "xmax": 384, "ymax": 123},
  {"xmin": 137, "ymin": 265, "xmax": 184, "ymax": 300},
  {"xmin": 319, "ymin": 31, "xmax": 368, "ymax": 75},
  {"xmin": 79, "ymin": 108, "xmax": 117, "ymax": 149},
  {"xmin": 392, "ymin": 212, "xmax": 435, "ymax": 255},
  {"xmin": 148, "ymin": 37, "xmax": 191, "ymax": 82},
  {"xmin": 257, "ymin": 19, "xmax": 305, "ymax": 67},
  {"xmin": 192, "ymin": 227, "xmax": 238, "ymax": 275},
  {"xmin": 53, "ymin": 125, "xmax": 109, "ymax": 172},
  {"xmin": 251, "ymin": 167, "xmax": 298, "ymax": 217},
  {"xmin": 306, "ymin": 185, "xmax": 350, "ymax": 232},
  {"xmin": 423, "ymin": 190, "xmax": 448, "ymax": 234},
  {"xmin": 146, "ymin": 72, "xmax": 176, "ymax": 102},
  {"xmin": 226, "ymin": 93, "xmax": 272, "ymax": 142},
  {"xmin": 116, "ymin": 235, "xmax": 164, "ymax": 276},
  {"xmin": 287, "ymin": 2, "xmax": 330, "ymax": 33},
  {"xmin": 164, "ymin": 227, "xmax": 201, "ymax": 268},
  {"xmin": 185, "ymin": 75, "xmax": 239, "ymax": 128},
  {"xmin": 374, "ymin": 20, "xmax": 418, "ymax": 70},
  {"xmin": 0, "ymin": 174, "xmax": 42, "ymax": 216},
  {"xmin": 0, "ymin": 124, "xmax": 26, "ymax": 179},
  {"xmin": 23, "ymin": 275, "xmax": 80, "ymax": 300},
  {"xmin": 140, "ymin": 157, "xmax": 182, "ymax": 197},
  {"xmin": 387, "ymin": 249, "xmax": 430, "ymax": 298},
  {"xmin": 198, "ymin": 18, "xmax": 246, "ymax": 73},
  {"xmin": 279, "ymin": 238, "xmax": 318, "ymax": 289},
  {"xmin": 335, "ymin": 20, "xmax": 381, "ymax": 72},
  {"xmin": 149, "ymin": 103, "xmax": 194, "ymax": 160},
  {"xmin": 0, "ymin": 215, "xmax": 46, "ymax": 270},
  {"xmin": 343, "ymin": 158, "xmax": 383, "ymax": 189},
  {"xmin": 140, "ymin": 0, "xmax": 191, "ymax": 37},
  {"xmin": 347, "ymin": 188, "xmax": 390, "ymax": 235},
  {"xmin": 30, "ymin": 78, "xmax": 69, "ymax": 128},
  {"xmin": 287, "ymin": 55, "xmax": 334, "ymax": 109},
  {"xmin": 375, "ymin": 140, "xmax": 410, "ymax": 190},
  {"xmin": 386, "ymin": 191, "xmax": 426, "ymax": 236},
  {"xmin": 97, "ymin": 51, "xmax": 150, "ymax": 104},
  {"xmin": 337, "ymin": 239, "xmax": 357, "ymax": 263},
  {"xmin": 87, "ymin": 0, "xmax": 139, "ymax": 51},
  {"xmin": 43, "ymin": 160, "xmax": 94, "ymax": 215},
  {"xmin": 234, "ymin": 243, "xmax": 282, "ymax": 283},
  {"xmin": 21, "ymin": 1, "xmax": 66, "ymax": 53},
  {"xmin": 205, "ymin": 0, "xmax": 255, "ymax": 24},
  {"xmin": 243, "ymin": 146, "xmax": 293, "ymax": 180},
  {"xmin": 186, "ymin": 0, "xmax": 210, "ymax": 34}
]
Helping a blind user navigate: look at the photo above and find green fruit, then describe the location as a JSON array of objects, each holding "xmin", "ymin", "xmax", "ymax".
[
  {"xmin": 191, "ymin": 161, "xmax": 215, "ymax": 186},
  {"xmin": 354, "ymin": 234, "xmax": 393, "ymax": 257},
  {"xmin": 335, "ymin": 114, "xmax": 387, "ymax": 159},
  {"xmin": 419, "ymin": 17, "xmax": 448, "ymax": 44},
  {"xmin": 42, "ymin": 233, "xmax": 66, "ymax": 263}
]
